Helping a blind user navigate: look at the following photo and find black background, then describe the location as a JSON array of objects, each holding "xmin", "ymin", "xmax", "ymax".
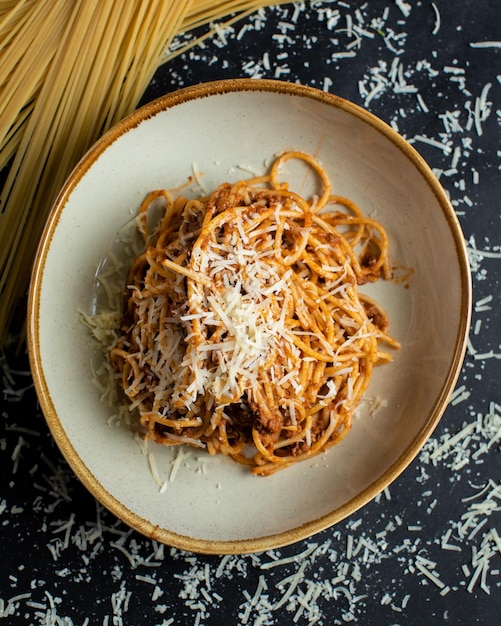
[{"xmin": 2, "ymin": 1, "xmax": 500, "ymax": 624}]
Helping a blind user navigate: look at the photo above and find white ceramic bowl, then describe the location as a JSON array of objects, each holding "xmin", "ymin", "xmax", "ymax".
[{"xmin": 28, "ymin": 79, "xmax": 471, "ymax": 554}]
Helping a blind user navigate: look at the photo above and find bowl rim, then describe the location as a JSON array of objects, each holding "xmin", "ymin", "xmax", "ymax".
[{"xmin": 27, "ymin": 78, "xmax": 472, "ymax": 555}]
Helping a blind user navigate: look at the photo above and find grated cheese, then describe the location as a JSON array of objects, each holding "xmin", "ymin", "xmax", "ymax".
[
  {"xmin": 470, "ymin": 41, "xmax": 501, "ymax": 48},
  {"xmin": 394, "ymin": 0, "xmax": 411, "ymax": 17},
  {"xmin": 431, "ymin": 2, "xmax": 440, "ymax": 35}
]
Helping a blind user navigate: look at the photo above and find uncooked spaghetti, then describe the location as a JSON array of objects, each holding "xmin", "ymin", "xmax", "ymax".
[
  {"xmin": 0, "ymin": 0, "xmax": 292, "ymax": 345},
  {"xmin": 110, "ymin": 151, "xmax": 400, "ymax": 475}
]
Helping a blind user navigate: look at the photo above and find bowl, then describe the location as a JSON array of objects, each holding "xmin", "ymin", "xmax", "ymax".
[{"xmin": 28, "ymin": 79, "xmax": 471, "ymax": 554}]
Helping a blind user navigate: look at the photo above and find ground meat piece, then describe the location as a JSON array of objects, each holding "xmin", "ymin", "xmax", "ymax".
[
  {"xmin": 253, "ymin": 408, "xmax": 284, "ymax": 449},
  {"xmin": 287, "ymin": 414, "xmax": 325, "ymax": 456},
  {"xmin": 179, "ymin": 203, "xmax": 205, "ymax": 238},
  {"xmin": 208, "ymin": 183, "xmax": 245, "ymax": 215},
  {"xmin": 360, "ymin": 243, "xmax": 382, "ymax": 282},
  {"xmin": 225, "ymin": 401, "xmax": 257, "ymax": 431},
  {"xmin": 362, "ymin": 301, "xmax": 389, "ymax": 333},
  {"xmin": 255, "ymin": 414, "xmax": 282, "ymax": 436}
]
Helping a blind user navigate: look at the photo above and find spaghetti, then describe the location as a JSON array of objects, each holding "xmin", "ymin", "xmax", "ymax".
[{"xmin": 110, "ymin": 151, "xmax": 400, "ymax": 475}]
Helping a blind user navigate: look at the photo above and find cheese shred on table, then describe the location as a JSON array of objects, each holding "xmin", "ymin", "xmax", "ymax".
[{"xmin": 110, "ymin": 151, "xmax": 400, "ymax": 475}]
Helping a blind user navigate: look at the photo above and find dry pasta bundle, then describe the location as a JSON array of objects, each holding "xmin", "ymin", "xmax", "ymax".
[
  {"xmin": 110, "ymin": 152, "xmax": 400, "ymax": 475},
  {"xmin": 0, "ymin": 0, "xmax": 289, "ymax": 345}
]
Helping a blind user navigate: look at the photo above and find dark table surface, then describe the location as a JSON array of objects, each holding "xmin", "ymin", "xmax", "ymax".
[{"xmin": 2, "ymin": 1, "xmax": 501, "ymax": 624}]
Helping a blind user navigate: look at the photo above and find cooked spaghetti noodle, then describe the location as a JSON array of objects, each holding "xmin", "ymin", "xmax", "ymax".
[{"xmin": 110, "ymin": 151, "xmax": 400, "ymax": 475}]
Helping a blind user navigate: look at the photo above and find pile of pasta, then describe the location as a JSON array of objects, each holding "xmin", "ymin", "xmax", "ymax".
[
  {"xmin": 0, "ymin": 0, "xmax": 287, "ymax": 345},
  {"xmin": 110, "ymin": 152, "xmax": 400, "ymax": 475}
]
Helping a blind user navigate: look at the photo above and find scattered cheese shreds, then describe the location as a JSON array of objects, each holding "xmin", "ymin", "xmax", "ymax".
[{"xmin": 2, "ymin": 1, "xmax": 501, "ymax": 624}]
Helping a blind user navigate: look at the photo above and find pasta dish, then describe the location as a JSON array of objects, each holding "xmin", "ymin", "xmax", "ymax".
[{"xmin": 110, "ymin": 151, "xmax": 400, "ymax": 475}]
